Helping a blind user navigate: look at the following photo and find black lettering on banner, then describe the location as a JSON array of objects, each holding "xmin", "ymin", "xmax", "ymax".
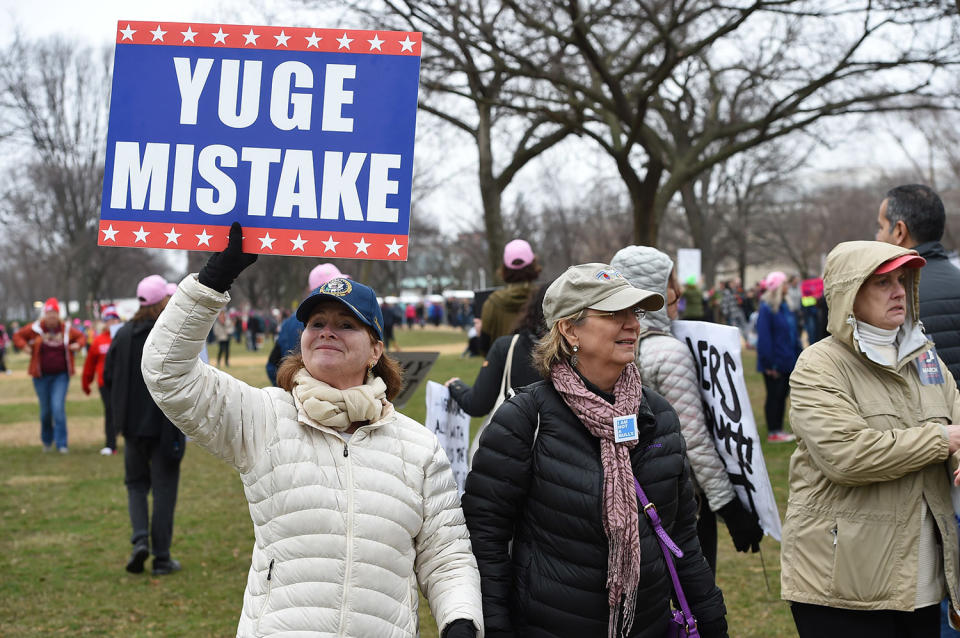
[
  {"xmin": 721, "ymin": 351, "xmax": 742, "ymax": 422},
  {"xmin": 702, "ymin": 401, "xmax": 758, "ymax": 510}
]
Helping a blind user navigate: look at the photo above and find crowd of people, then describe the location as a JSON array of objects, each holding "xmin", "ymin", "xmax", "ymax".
[{"xmin": 2, "ymin": 182, "xmax": 960, "ymax": 637}]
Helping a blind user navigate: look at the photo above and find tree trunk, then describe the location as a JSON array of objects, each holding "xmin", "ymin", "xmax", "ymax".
[
  {"xmin": 679, "ymin": 182, "xmax": 716, "ymax": 288},
  {"xmin": 476, "ymin": 104, "xmax": 504, "ymax": 285},
  {"xmin": 622, "ymin": 154, "xmax": 663, "ymax": 246}
]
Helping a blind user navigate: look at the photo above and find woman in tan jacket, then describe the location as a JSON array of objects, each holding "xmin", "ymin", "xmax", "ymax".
[{"xmin": 782, "ymin": 240, "xmax": 960, "ymax": 636}]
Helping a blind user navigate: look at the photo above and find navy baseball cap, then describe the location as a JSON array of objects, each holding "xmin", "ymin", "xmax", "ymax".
[{"xmin": 296, "ymin": 278, "xmax": 385, "ymax": 341}]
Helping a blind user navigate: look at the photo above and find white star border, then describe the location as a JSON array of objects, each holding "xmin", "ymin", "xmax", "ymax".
[
  {"xmin": 97, "ymin": 221, "xmax": 408, "ymax": 258},
  {"xmin": 114, "ymin": 22, "xmax": 421, "ymax": 54}
]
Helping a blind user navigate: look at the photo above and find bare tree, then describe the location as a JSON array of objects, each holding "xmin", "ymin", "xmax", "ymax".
[
  {"xmin": 496, "ymin": 0, "xmax": 960, "ymax": 246},
  {"xmin": 321, "ymin": 0, "xmax": 578, "ymax": 281}
]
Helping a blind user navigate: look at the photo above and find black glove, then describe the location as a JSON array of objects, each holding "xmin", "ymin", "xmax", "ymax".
[
  {"xmin": 718, "ymin": 498, "xmax": 763, "ymax": 553},
  {"xmin": 198, "ymin": 222, "xmax": 258, "ymax": 293},
  {"xmin": 442, "ymin": 619, "xmax": 477, "ymax": 638}
]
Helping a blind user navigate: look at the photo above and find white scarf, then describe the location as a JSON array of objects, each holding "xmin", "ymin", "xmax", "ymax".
[
  {"xmin": 853, "ymin": 320, "xmax": 899, "ymax": 367},
  {"xmin": 292, "ymin": 368, "xmax": 389, "ymax": 431}
]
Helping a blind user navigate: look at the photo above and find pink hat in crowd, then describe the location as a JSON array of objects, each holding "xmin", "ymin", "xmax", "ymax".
[
  {"xmin": 137, "ymin": 275, "xmax": 169, "ymax": 306},
  {"xmin": 101, "ymin": 305, "xmax": 120, "ymax": 320},
  {"xmin": 503, "ymin": 239, "xmax": 535, "ymax": 270},
  {"xmin": 43, "ymin": 297, "xmax": 60, "ymax": 314},
  {"xmin": 763, "ymin": 271, "xmax": 787, "ymax": 291},
  {"xmin": 165, "ymin": 282, "xmax": 178, "ymax": 297},
  {"xmin": 309, "ymin": 263, "xmax": 348, "ymax": 290}
]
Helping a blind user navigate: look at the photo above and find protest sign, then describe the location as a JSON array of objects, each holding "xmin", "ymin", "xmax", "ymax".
[
  {"xmin": 676, "ymin": 248, "xmax": 702, "ymax": 286},
  {"xmin": 424, "ymin": 381, "xmax": 471, "ymax": 494},
  {"xmin": 672, "ymin": 320, "xmax": 782, "ymax": 541},
  {"xmin": 100, "ymin": 21, "xmax": 421, "ymax": 260},
  {"xmin": 389, "ymin": 351, "xmax": 439, "ymax": 409}
]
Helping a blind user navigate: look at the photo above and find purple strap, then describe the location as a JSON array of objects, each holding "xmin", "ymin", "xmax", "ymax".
[{"xmin": 634, "ymin": 477, "xmax": 699, "ymax": 636}]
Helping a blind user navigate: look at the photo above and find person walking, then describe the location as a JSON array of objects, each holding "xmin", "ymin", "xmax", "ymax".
[
  {"xmin": 756, "ymin": 271, "xmax": 802, "ymax": 442},
  {"xmin": 612, "ymin": 246, "xmax": 764, "ymax": 573},
  {"xmin": 13, "ymin": 298, "xmax": 86, "ymax": 453},
  {"xmin": 463, "ymin": 263, "xmax": 727, "ymax": 637},
  {"xmin": 783, "ymin": 240, "xmax": 960, "ymax": 637},
  {"xmin": 104, "ymin": 275, "xmax": 185, "ymax": 576},
  {"xmin": 212, "ymin": 311, "xmax": 232, "ymax": 367},
  {"xmin": 141, "ymin": 224, "xmax": 483, "ymax": 637},
  {"xmin": 82, "ymin": 305, "xmax": 122, "ymax": 455},
  {"xmin": 0, "ymin": 324, "xmax": 8, "ymax": 374}
]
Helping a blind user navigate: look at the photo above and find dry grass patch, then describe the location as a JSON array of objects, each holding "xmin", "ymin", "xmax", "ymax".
[{"xmin": 0, "ymin": 416, "xmax": 106, "ymax": 447}]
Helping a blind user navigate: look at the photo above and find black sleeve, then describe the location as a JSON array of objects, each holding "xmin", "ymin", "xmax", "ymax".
[
  {"xmin": 448, "ymin": 336, "xmax": 511, "ymax": 416},
  {"xmin": 461, "ymin": 392, "xmax": 539, "ymax": 638},
  {"xmin": 266, "ymin": 340, "xmax": 283, "ymax": 369}
]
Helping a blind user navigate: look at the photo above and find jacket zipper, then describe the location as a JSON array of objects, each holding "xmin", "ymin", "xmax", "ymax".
[
  {"xmin": 256, "ymin": 558, "xmax": 275, "ymax": 635},
  {"xmin": 338, "ymin": 439, "xmax": 355, "ymax": 635}
]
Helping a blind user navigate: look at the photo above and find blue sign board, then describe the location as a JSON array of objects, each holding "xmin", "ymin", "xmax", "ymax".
[{"xmin": 100, "ymin": 21, "xmax": 421, "ymax": 259}]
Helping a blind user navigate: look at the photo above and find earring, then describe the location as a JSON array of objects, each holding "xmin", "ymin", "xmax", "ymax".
[{"xmin": 571, "ymin": 345, "xmax": 579, "ymax": 368}]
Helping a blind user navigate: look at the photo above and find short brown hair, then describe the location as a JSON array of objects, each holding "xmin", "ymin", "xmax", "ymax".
[
  {"xmin": 276, "ymin": 328, "xmax": 405, "ymax": 400},
  {"xmin": 531, "ymin": 311, "xmax": 586, "ymax": 377}
]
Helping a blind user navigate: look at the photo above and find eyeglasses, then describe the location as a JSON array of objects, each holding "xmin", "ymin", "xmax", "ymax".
[{"xmin": 583, "ymin": 307, "xmax": 645, "ymax": 323}]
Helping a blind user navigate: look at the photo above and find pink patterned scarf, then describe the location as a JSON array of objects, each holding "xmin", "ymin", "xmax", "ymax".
[{"xmin": 550, "ymin": 360, "xmax": 643, "ymax": 638}]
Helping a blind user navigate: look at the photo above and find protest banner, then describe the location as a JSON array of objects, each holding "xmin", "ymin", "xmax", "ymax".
[
  {"xmin": 424, "ymin": 381, "xmax": 471, "ymax": 494},
  {"xmin": 389, "ymin": 351, "xmax": 439, "ymax": 409},
  {"xmin": 676, "ymin": 248, "xmax": 702, "ymax": 286},
  {"xmin": 672, "ymin": 320, "xmax": 782, "ymax": 540},
  {"xmin": 100, "ymin": 20, "xmax": 421, "ymax": 260}
]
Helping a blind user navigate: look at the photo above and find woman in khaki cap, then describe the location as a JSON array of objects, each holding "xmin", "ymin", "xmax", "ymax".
[{"xmin": 463, "ymin": 263, "xmax": 728, "ymax": 637}]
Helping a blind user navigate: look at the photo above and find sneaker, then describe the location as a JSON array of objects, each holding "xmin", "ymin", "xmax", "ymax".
[
  {"xmin": 152, "ymin": 557, "xmax": 181, "ymax": 575},
  {"xmin": 126, "ymin": 542, "xmax": 150, "ymax": 574},
  {"xmin": 99, "ymin": 447, "xmax": 116, "ymax": 456},
  {"xmin": 767, "ymin": 432, "xmax": 796, "ymax": 443},
  {"xmin": 57, "ymin": 447, "xmax": 68, "ymax": 454},
  {"xmin": 42, "ymin": 444, "xmax": 53, "ymax": 453}
]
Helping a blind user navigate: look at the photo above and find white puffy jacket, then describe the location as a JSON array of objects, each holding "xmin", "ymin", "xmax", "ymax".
[
  {"xmin": 142, "ymin": 274, "xmax": 484, "ymax": 638},
  {"xmin": 611, "ymin": 247, "xmax": 736, "ymax": 512}
]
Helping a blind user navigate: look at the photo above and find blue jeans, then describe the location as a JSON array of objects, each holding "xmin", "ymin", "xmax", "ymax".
[{"xmin": 33, "ymin": 372, "xmax": 69, "ymax": 449}]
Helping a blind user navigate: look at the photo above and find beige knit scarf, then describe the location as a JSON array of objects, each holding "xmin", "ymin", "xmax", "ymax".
[{"xmin": 292, "ymin": 368, "xmax": 388, "ymax": 431}]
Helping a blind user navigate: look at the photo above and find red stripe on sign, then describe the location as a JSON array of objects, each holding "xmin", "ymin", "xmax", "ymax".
[
  {"xmin": 115, "ymin": 21, "xmax": 421, "ymax": 56},
  {"xmin": 97, "ymin": 220, "xmax": 408, "ymax": 260}
]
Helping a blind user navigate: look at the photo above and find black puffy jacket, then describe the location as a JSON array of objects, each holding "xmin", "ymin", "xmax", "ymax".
[
  {"xmin": 462, "ymin": 380, "xmax": 727, "ymax": 638},
  {"xmin": 915, "ymin": 241, "xmax": 960, "ymax": 383}
]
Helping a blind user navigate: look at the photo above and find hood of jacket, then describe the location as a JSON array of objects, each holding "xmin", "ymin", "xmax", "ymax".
[
  {"xmin": 610, "ymin": 245, "xmax": 673, "ymax": 333},
  {"xmin": 823, "ymin": 240, "xmax": 927, "ymax": 361}
]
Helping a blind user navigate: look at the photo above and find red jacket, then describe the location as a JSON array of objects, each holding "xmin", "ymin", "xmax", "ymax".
[
  {"xmin": 13, "ymin": 320, "xmax": 87, "ymax": 378},
  {"xmin": 82, "ymin": 329, "xmax": 112, "ymax": 392}
]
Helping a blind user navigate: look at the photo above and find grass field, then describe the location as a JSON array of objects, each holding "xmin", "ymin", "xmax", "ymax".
[{"xmin": 0, "ymin": 326, "xmax": 798, "ymax": 637}]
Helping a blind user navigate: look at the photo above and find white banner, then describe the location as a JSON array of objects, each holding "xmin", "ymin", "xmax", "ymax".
[
  {"xmin": 425, "ymin": 381, "xmax": 471, "ymax": 495},
  {"xmin": 676, "ymin": 248, "xmax": 702, "ymax": 287},
  {"xmin": 672, "ymin": 320, "xmax": 782, "ymax": 541}
]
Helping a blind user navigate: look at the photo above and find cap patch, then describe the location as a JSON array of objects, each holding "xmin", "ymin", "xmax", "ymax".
[
  {"xmin": 594, "ymin": 269, "xmax": 624, "ymax": 282},
  {"xmin": 320, "ymin": 278, "xmax": 352, "ymax": 296}
]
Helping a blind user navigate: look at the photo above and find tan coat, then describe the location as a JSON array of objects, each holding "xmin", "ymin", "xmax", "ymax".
[{"xmin": 781, "ymin": 240, "xmax": 960, "ymax": 611}]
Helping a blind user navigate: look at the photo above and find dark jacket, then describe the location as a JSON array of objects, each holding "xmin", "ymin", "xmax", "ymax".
[
  {"xmin": 756, "ymin": 300, "xmax": 801, "ymax": 375},
  {"xmin": 104, "ymin": 320, "xmax": 185, "ymax": 458},
  {"xmin": 915, "ymin": 241, "xmax": 960, "ymax": 383},
  {"xmin": 448, "ymin": 331, "xmax": 542, "ymax": 417},
  {"xmin": 462, "ymin": 380, "xmax": 727, "ymax": 638}
]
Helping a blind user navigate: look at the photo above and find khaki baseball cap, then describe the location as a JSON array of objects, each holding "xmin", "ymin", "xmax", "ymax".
[{"xmin": 543, "ymin": 263, "xmax": 664, "ymax": 327}]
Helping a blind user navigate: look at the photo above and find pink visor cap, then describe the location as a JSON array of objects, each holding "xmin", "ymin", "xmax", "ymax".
[
  {"xmin": 503, "ymin": 239, "xmax": 535, "ymax": 269},
  {"xmin": 137, "ymin": 275, "xmax": 169, "ymax": 306},
  {"xmin": 875, "ymin": 253, "xmax": 926, "ymax": 274}
]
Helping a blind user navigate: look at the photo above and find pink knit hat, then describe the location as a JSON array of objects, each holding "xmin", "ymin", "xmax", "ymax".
[
  {"xmin": 763, "ymin": 271, "xmax": 787, "ymax": 290},
  {"xmin": 137, "ymin": 275, "xmax": 169, "ymax": 306}
]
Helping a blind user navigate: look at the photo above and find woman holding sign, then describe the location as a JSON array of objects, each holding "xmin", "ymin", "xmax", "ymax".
[
  {"xmin": 463, "ymin": 264, "xmax": 728, "ymax": 637},
  {"xmin": 141, "ymin": 224, "xmax": 482, "ymax": 638},
  {"xmin": 783, "ymin": 241, "xmax": 960, "ymax": 636}
]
